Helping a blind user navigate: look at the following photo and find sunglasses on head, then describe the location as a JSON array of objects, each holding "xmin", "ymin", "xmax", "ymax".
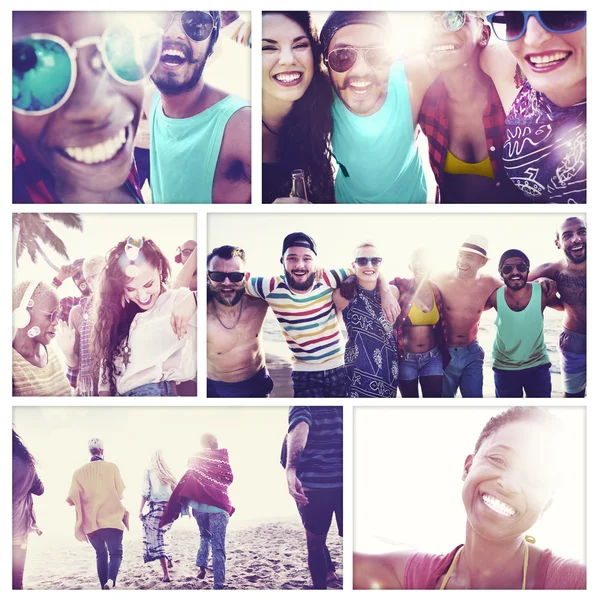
[
  {"xmin": 355, "ymin": 256, "xmax": 383, "ymax": 267},
  {"xmin": 431, "ymin": 11, "xmax": 471, "ymax": 32},
  {"xmin": 501, "ymin": 262, "xmax": 529, "ymax": 276},
  {"xmin": 208, "ymin": 271, "xmax": 245, "ymax": 283},
  {"xmin": 13, "ymin": 25, "xmax": 163, "ymax": 116},
  {"xmin": 325, "ymin": 46, "xmax": 388, "ymax": 73},
  {"xmin": 487, "ymin": 11, "xmax": 586, "ymax": 42},
  {"xmin": 30, "ymin": 307, "xmax": 59, "ymax": 322},
  {"xmin": 155, "ymin": 11, "xmax": 216, "ymax": 42}
]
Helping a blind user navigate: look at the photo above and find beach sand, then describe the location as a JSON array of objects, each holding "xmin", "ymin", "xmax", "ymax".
[{"xmin": 22, "ymin": 520, "xmax": 343, "ymax": 591}]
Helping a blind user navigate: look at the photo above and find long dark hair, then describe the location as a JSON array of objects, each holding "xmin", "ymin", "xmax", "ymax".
[
  {"xmin": 92, "ymin": 238, "xmax": 171, "ymax": 396},
  {"xmin": 264, "ymin": 11, "xmax": 335, "ymax": 203},
  {"xmin": 13, "ymin": 429, "xmax": 36, "ymax": 466}
]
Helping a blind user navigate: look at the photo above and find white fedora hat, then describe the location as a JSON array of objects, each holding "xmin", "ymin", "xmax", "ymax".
[{"xmin": 458, "ymin": 234, "xmax": 490, "ymax": 259}]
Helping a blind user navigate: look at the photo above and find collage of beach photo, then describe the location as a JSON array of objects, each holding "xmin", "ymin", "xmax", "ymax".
[{"xmin": 10, "ymin": 5, "xmax": 591, "ymax": 596}]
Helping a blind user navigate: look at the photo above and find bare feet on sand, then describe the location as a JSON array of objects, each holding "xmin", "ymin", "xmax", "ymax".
[{"xmin": 327, "ymin": 571, "xmax": 339, "ymax": 583}]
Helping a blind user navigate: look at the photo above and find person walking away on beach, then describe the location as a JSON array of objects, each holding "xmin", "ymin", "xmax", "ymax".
[
  {"xmin": 207, "ymin": 245, "xmax": 272, "ymax": 397},
  {"xmin": 487, "ymin": 250, "xmax": 562, "ymax": 397},
  {"xmin": 140, "ymin": 450, "xmax": 178, "ymax": 582},
  {"xmin": 245, "ymin": 232, "xmax": 399, "ymax": 397},
  {"xmin": 333, "ymin": 242, "xmax": 399, "ymax": 397},
  {"xmin": 13, "ymin": 430, "xmax": 44, "ymax": 590},
  {"xmin": 286, "ymin": 406, "xmax": 343, "ymax": 589},
  {"xmin": 160, "ymin": 434, "xmax": 235, "ymax": 589},
  {"xmin": 147, "ymin": 11, "xmax": 251, "ymax": 203},
  {"xmin": 529, "ymin": 217, "xmax": 586, "ymax": 397},
  {"xmin": 66, "ymin": 438, "xmax": 127, "ymax": 589},
  {"xmin": 419, "ymin": 11, "xmax": 522, "ymax": 203}
]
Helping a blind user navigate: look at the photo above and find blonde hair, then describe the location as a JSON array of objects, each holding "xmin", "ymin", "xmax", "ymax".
[
  {"xmin": 83, "ymin": 256, "xmax": 105, "ymax": 279},
  {"xmin": 150, "ymin": 450, "xmax": 177, "ymax": 488},
  {"xmin": 12, "ymin": 281, "xmax": 57, "ymax": 311},
  {"xmin": 355, "ymin": 241, "xmax": 377, "ymax": 255}
]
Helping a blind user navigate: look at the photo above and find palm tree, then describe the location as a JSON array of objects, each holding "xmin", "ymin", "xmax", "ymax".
[{"xmin": 13, "ymin": 213, "xmax": 84, "ymax": 271}]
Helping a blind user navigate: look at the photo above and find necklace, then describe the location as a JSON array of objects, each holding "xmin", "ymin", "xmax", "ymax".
[
  {"xmin": 212, "ymin": 296, "xmax": 244, "ymax": 330},
  {"xmin": 440, "ymin": 543, "xmax": 529, "ymax": 590},
  {"xmin": 262, "ymin": 119, "xmax": 280, "ymax": 136}
]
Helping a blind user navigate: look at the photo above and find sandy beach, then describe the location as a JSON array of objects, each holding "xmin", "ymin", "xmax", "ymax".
[
  {"xmin": 22, "ymin": 520, "xmax": 343, "ymax": 591},
  {"xmin": 264, "ymin": 309, "xmax": 566, "ymax": 398}
]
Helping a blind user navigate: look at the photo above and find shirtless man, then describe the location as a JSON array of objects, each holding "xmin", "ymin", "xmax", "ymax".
[
  {"xmin": 431, "ymin": 235, "xmax": 501, "ymax": 397},
  {"xmin": 206, "ymin": 245, "xmax": 272, "ymax": 397},
  {"xmin": 529, "ymin": 217, "xmax": 586, "ymax": 397},
  {"xmin": 149, "ymin": 11, "xmax": 250, "ymax": 204}
]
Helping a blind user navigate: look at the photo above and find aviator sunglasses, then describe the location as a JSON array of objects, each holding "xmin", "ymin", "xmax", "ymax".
[
  {"xmin": 13, "ymin": 25, "xmax": 163, "ymax": 116},
  {"xmin": 487, "ymin": 11, "xmax": 586, "ymax": 42},
  {"xmin": 30, "ymin": 308, "xmax": 60, "ymax": 322},
  {"xmin": 431, "ymin": 11, "xmax": 474, "ymax": 32},
  {"xmin": 500, "ymin": 262, "xmax": 529, "ymax": 276},
  {"xmin": 325, "ymin": 46, "xmax": 388, "ymax": 73},
  {"xmin": 355, "ymin": 257, "xmax": 383, "ymax": 267},
  {"xmin": 154, "ymin": 11, "xmax": 217, "ymax": 42},
  {"xmin": 208, "ymin": 271, "xmax": 245, "ymax": 283}
]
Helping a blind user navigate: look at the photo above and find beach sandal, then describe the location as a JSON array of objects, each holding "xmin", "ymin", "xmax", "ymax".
[{"xmin": 161, "ymin": 577, "xmax": 171, "ymax": 583}]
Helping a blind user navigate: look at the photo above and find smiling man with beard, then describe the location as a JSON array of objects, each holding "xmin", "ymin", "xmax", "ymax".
[
  {"xmin": 529, "ymin": 216, "xmax": 587, "ymax": 397},
  {"xmin": 486, "ymin": 249, "xmax": 561, "ymax": 398},
  {"xmin": 320, "ymin": 11, "xmax": 437, "ymax": 204},
  {"xmin": 148, "ymin": 11, "xmax": 250, "ymax": 204},
  {"xmin": 206, "ymin": 246, "xmax": 272, "ymax": 398}
]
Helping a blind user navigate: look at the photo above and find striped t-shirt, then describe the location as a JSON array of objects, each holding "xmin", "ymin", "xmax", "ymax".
[
  {"xmin": 288, "ymin": 406, "xmax": 343, "ymax": 490},
  {"xmin": 246, "ymin": 269, "xmax": 351, "ymax": 372}
]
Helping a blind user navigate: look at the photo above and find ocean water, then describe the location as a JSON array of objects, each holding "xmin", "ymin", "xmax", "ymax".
[{"xmin": 262, "ymin": 308, "xmax": 566, "ymax": 397}]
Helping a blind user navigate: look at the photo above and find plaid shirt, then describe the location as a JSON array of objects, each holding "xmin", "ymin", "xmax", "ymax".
[
  {"xmin": 13, "ymin": 143, "xmax": 144, "ymax": 203},
  {"xmin": 58, "ymin": 296, "xmax": 80, "ymax": 388},
  {"xmin": 418, "ymin": 75, "xmax": 508, "ymax": 202},
  {"xmin": 391, "ymin": 277, "xmax": 450, "ymax": 368}
]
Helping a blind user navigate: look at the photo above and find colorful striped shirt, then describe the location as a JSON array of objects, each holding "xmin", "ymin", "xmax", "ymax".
[
  {"xmin": 246, "ymin": 269, "xmax": 351, "ymax": 372},
  {"xmin": 288, "ymin": 406, "xmax": 343, "ymax": 490}
]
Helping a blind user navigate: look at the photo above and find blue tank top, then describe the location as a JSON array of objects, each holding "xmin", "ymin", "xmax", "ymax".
[
  {"xmin": 331, "ymin": 61, "xmax": 427, "ymax": 204},
  {"xmin": 149, "ymin": 92, "xmax": 249, "ymax": 204}
]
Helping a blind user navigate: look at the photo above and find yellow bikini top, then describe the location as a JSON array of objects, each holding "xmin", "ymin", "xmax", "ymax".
[
  {"xmin": 408, "ymin": 295, "xmax": 439, "ymax": 326},
  {"xmin": 444, "ymin": 149, "xmax": 495, "ymax": 180}
]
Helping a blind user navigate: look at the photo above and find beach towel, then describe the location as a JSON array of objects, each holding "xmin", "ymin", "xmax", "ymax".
[{"xmin": 160, "ymin": 449, "xmax": 235, "ymax": 527}]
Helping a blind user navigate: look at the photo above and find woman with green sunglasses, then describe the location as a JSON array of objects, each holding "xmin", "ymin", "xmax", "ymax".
[
  {"xmin": 13, "ymin": 12, "xmax": 163, "ymax": 204},
  {"xmin": 481, "ymin": 11, "xmax": 586, "ymax": 204}
]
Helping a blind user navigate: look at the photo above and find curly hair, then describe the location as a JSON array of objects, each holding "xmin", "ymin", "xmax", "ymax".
[
  {"xmin": 13, "ymin": 429, "xmax": 36, "ymax": 466},
  {"xmin": 263, "ymin": 11, "xmax": 335, "ymax": 203},
  {"xmin": 92, "ymin": 238, "xmax": 171, "ymax": 396},
  {"xmin": 473, "ymin": 406, "xmax": 562, "ymax": 455}
]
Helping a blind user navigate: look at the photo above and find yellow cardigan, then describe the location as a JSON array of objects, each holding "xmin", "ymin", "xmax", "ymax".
[{"xmin": 66, "ymin": 461, "xmax": 126, "ymax": 541}]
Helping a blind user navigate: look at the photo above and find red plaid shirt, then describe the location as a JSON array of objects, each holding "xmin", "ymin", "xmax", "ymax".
[
  {"xmin": 13, "ymin": 144, "xmax": 144, "ymax": 203},
  {"xmin": 391, "ymin": 277, "xmax": 450, "ymax": 368},
  {"xmin": 418, "ymin": 75, "xmax": 510, "ymax": 203}
]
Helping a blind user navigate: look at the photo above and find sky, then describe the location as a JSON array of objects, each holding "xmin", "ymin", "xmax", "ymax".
[
  {"xmin": 354, "ymin": 406, "xmax": 586, "ymax": 563},
  {"xmin": 207, "ymin": 212, "xmax": 584, "ymax": 282},
  {"xmin": 13, "ymin": 213, "xmax": 196, "ymax": 298},
  {"xmin": 13, "ymin": 406, "xmax": 299, "ymax": 542}
]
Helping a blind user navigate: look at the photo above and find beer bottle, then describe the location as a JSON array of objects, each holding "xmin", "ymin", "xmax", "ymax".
[{"xmin": 290, "ymin": 169, "xmax": 308, "ymax": 201}]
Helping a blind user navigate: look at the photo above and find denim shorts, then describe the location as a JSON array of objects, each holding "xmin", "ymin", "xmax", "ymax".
[
  {"xmin": 398, "ymin": 347, "xmax": 443, "ymax": 381},
  {"xmin": 121, "ymin": 381, "xmax": 176, "ymax": 396}
]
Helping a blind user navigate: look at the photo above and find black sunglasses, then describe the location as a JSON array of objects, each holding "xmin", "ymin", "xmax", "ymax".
[
  {"xmin": 355, "ymin": 257, "xmax": 383, "ymax": 267},
  {"xmin": 156, "ymin": 11, "xmax": 216, "ymax": 42},
  {"xmin": 326, "ymin": 46, "xmax": 388, "ymax": 73},
  {"xmin": 501, "ymin": 263, "xmax": 529, "ymax": 276},
  {"xmin": 487, "ymin": 11, "xmax": 586, "ymax": 42},
  {"xmin": 208, "ymin": 271, "xmax": 245, "ymax": 283}
]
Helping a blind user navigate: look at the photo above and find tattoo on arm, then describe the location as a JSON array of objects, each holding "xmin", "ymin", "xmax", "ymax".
[{"xmin": 288, "ymin": 446, "xmax": 304, "ymax": 469}]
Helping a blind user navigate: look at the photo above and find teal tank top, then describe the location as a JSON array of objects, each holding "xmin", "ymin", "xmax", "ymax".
[
  {"xmin": 492, "ymin": 282, "xmax": 550, "ymax": 370},
  {"xmin": 149, "ymin": 92, "xmax": 249, "ymax": 204},
  {"xmin": 331, "ymin": 61, "xmax": 427, "ymax": 204}
]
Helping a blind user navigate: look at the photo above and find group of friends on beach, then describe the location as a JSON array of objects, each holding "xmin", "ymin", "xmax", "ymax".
[
  {"xmin": 12, "ymin": 236, "xmax": 197, "ymax": 397},
  {"xmin": 207, "ymin": 216, "xmax": 586, "ymax": 399},
  {"xmin": 12, "ymin": 404, "xmax": 343, "ymax": 591},
  {"xmin": 263, "ymin": 10, "xmax": 586, "ymax": 204}
]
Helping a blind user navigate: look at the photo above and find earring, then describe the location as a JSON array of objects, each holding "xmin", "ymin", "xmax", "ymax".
[
  {"xmin": 513, "ymin": 63, "xmax": 525, "ymax": 88},
  {"xmin": 27, "ymin": 326, "xmax": 40, "ymax": 338}
]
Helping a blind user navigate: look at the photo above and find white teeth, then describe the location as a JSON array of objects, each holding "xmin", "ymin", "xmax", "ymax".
[
  {"xmin": 351, "ymin": 81, "xmax": 370, "ymax": 88},
  {"xmin": 161, "ymin": 49, "xmax": 185, "ymax": 59},
  {"xmin": 275, "ymin": 72, "xmax": 301, "ymax": 83},
  {"xmin": 432, "ymin": 44, "xmax": 457, "ymax": 52},
  {"xmin": 482, "ymin": 494, "xmax": 516, "ymax": 517},
  {"xmin": 529, "ymin": 52, "xmax": 568, "ymax": 65},
  {"xmin": 64, "ymin": 128, "xmax": 127, "ymax": 165}
]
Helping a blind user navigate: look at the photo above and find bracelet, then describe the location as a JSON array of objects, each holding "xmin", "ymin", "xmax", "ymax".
[{"xmin": 52, "ymin": 277, "xmax": 63, "ymax": 288}]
